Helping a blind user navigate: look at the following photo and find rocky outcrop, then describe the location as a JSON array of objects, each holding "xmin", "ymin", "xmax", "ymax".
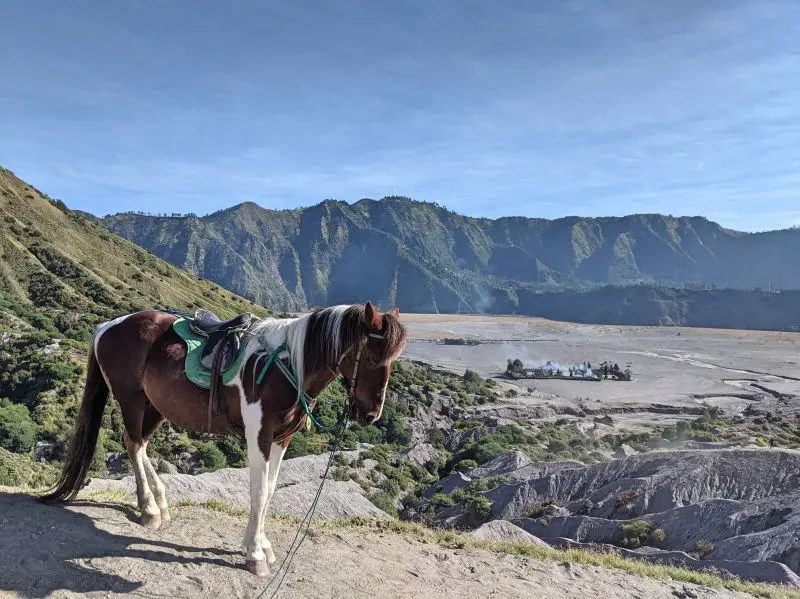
[
  {"xmin": 542, "ymin": 538, "xmax": 800, "ymax": 588},
  {"xmin": 467, "ymin": 451, "xmax": 584, "ymax": 482},
  {"xmin": 516, "ymin": 491, "xmax": 800, "ymax": 569},
  {"xmin": 469, "ymin": 520, "xmax": 550, "ymax": 548},
  {"xmin": 402, "ymin": 443, "xmax": 439, "ymax": 467},
  {"xmin": 84, "ymin": 450, "xmax": 388, "ymax": 520},
  {"xmin": 481, "ymin": 449, "xmax": 800, "ymax": 522},
  {"xmin": 420, "ymin": 448, "xmax": 800, "ymax": 583}
]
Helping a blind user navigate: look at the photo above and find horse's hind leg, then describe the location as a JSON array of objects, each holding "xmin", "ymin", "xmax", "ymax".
[
  {"xmin": 124, "ymin": 430, "xmax": 162, "ymax": 529},
  {"xmin": 142, "ymin": 403, "xmax": 169, "ymax": 522},
  {"xmin": 119, "ymin": 391, "xmax": 162, "ymax": 530}
]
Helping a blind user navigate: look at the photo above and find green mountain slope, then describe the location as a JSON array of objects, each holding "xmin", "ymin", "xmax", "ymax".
[
  {"xmin": 0, "ymin": 167, "xmax": 267, "ymax": 339},
  {"xmin": 103, "ymin": 196, "xmax": 800, "ymax": 315},
  {"xmin": 0, "ymin": 167, "xmax": 273, "ymax": 485}
]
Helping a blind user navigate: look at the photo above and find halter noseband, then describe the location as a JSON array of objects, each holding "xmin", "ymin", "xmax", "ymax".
[{"xmin": 335, "ymin": 332, "xmax": 386, "ymax": 398}]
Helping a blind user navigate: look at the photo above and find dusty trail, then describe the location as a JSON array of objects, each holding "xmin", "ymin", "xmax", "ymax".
[{"xmin": 0, "ymin": 492, "xmax": 761, "ymax": 599}]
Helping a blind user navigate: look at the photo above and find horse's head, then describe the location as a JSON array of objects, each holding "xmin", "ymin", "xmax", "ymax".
[{"xmin": 341, "ymin": 302, "xmax": 407, "ymax": 426}]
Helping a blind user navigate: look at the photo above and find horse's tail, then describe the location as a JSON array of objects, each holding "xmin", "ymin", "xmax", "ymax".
[{"xmin": 39, "ymin": 341, "xmax": 109, "ymax": 503}]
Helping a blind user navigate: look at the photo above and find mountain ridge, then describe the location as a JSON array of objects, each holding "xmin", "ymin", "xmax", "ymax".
[
  {"xmin": 0, "ymin": 167, "xmax": 267, "ymax": 339},
  {"xmin": 102, "ymin": 195, "xmax": 800, "ymax": 321}
]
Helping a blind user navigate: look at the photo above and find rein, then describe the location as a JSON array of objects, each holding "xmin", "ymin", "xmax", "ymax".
[{"xmin": 334, "ymin": 331, "xmax": 386, "ymax": 398}]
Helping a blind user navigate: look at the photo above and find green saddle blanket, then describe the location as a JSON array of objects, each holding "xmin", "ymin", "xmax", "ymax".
[{"xmin": 172, "ymin": 317, "xmax": 251, "ymax": 389}]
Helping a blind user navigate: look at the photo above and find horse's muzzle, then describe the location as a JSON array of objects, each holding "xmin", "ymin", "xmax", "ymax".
[
  {"xmin": 357, "ymin": 412, "xmax": 376, "ymax": 426},
  {"xmin": 349, "ymin": 402, "xmax": 376, "ymax": 426}
]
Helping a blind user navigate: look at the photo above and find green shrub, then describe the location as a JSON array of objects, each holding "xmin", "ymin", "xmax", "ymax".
[
  {"xmin": 425, "ymin": 449, "xmax": 451, "ymax": 477},
  {"xmin": 460, "ymin": 425, "xmax": 531, "ymax": 464},
  {"xmin": 455, "ymin": 459, "xmax": 478, "ymax": 472},
  {"xmin": 450, "ymin": 487, "xmax": 467, "ymax": 503},
  {"xmin": 463, "ymin": 369, "xmax": 482, "ymax": 384},
  {"xmin": 285, "ymin": 431, "xmax": 329, "ymax": 458},
  {"xmin": 468, "ymin": 495, "xmax": 492, "ymax": 518},
  {"xmin": 467, "ymin": 479, "xmax": 488, "ymax": 493},
  {"xmin": 615, "ymin": 520, "xmax": 665, "ymax": 549},
  {"xmin": 454, "ymin": 420, "xmax": 481, "ymax": 432},
  {"xmin": 427, "ymin": 429, "xmax": 446, "ymax": 447},
  {"xmin": 362, "ymin": 444, "xmax": 392, "ymax": 465},
  {"xmin": 332, "ymin": 466, "xmax": 351, "ymax": 481},
  {"xmin": 648, "ymin": 528, "xmax": 667, "ymax": 548},
  {"xmin": 0, "ymin": 447, "xmax": 57, "ymax": 487},
  {"xmin": 370, "ymin": 491, "xmax": 398, "ymax": 517},
  {"xmin": 692, "ymin": 539, "xmax": 715, "ymax": 558},
  {"xmin": 0, "ymin": 398, "xmax": 38, "ymax": 453},
  {"xmin": 546, "ymin": 439, "xmax": 569, "ymax": 453},
  {"xmin": 430, "ymin": 493, "xmax": 455, "ymax": 509},
  {"xmin": 377, "ymin": 402, "xmax": 412, "ymax": 444},
  {"xmin": 217, "ymin": 438, "xmax": 247, "ymax": 468},
  {"xmin": 195, "ymin": 442, "xmax": 226, "ymax": 473},
  {"xmin": 486, "ymin": 475, "xmax": 510, "ymax": 489},
  {"xmin": 525, "ymin": 500, "xmax": 558, "ymax": 519}
]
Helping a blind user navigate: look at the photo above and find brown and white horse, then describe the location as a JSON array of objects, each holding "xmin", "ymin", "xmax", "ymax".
[{"xmin": 41, "ymin": 302, "xmax": 407, "ymax": 576}]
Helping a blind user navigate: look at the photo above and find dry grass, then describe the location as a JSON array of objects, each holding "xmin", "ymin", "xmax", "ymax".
[{"xmin": 330, "ymin": 518, "xmax": 800, "ymax": 599}]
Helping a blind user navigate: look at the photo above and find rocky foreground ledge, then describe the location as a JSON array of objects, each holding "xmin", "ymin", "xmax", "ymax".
[
  {"xmin": 82, "ymin": 447, "xmax": 800, "ymax": 588},
  {"xmin": 0, "ymin": 490, "xmax": 795, "ymax": 599},
  {"xmin": 85, "ymin": 449, "xmax": 389, "ymax": 520},
  {"xmin": 418, "ymin": 448, "xmax": 800, "ymax": 587}
]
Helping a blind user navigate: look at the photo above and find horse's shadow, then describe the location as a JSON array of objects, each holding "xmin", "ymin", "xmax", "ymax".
[{"xmin": 0, "ymin": 492, "xmax": 242, "ymax": 598}]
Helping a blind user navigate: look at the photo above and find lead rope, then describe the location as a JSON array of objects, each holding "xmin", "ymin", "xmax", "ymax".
[{"xmin": 254, "ymin": 404, "xmax": 350, "ymax": 599}]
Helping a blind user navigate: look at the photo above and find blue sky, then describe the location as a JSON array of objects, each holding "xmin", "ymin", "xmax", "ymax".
[{"xmin": 1, "ymin": 1, "xmax": 799, "ymax": 231}]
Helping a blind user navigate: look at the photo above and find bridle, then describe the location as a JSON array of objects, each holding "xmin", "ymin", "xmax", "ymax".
[
  {"xmin": 332, "ymin": 331, "xmax": 386, "ymax": 398},
  {"xmin": 253, "ymin": 329, "xmax": 388, "ymax": 438}
]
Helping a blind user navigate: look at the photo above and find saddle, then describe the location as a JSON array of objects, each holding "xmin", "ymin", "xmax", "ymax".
[
  {"xmin": 190, "ymin": 309, "xmax": 253, "ymax": 370},
  {"xmin": 188, "ymin": 309, "xmax": 253, "ymax": 432}
]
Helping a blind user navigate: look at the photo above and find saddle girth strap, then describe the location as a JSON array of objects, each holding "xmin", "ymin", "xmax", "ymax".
[{"xmin": 208, "ymin": 337, "xmax": 233, "ymax": 433}]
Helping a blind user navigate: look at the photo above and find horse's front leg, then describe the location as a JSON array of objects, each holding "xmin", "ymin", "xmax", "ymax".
[
  {"xmin": 259, "ymin": 441, "xmax": 287, "ymax": 564},
  {"xmin": 241, "ymin": 401, "xmax": 273, "ymax": 577}
]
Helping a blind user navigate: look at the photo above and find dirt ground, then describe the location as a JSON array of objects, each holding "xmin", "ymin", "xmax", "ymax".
[
  {"xmin": 400, "ymin": 313, "xmax": 800, "ymax": 433},
  {"xmin": 0, "ymin": 491, "xmax": 759, "ymax": 599}
]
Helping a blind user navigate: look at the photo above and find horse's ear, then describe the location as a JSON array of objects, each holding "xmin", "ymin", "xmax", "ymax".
[
  {"xmin": 388, "ymin": 307, "xmax": 400, "ymax": 319},
  {"xmin": 364, "ymin": 301, "xmax": 381, "ymax": 329}
]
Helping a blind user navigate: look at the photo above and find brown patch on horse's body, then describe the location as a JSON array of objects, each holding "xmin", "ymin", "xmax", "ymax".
[
  {"xmin": 96, "ymin": 311, "xmax": 233, "ymax": 436},
  {"xmin": 102, "ymin": 312, "xmax": 320, "ymax": 449}
]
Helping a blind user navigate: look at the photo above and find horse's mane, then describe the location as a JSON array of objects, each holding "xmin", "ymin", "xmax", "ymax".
[{"xmin": 247, "ymin": 304, "xmax": 407, "ymax": 396}]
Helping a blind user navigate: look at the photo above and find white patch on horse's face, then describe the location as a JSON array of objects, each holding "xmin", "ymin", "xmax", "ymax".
[{"xmin": 372, "ymin": 376, "xmax": 391, "ymax": 421}]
